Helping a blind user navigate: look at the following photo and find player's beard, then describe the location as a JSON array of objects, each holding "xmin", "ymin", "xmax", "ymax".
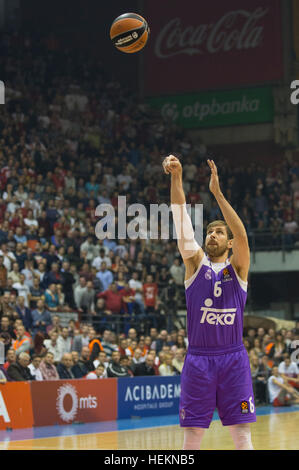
[{"xmin": 205, "ymin": 242, "xmax": 228, "ymax": 259}]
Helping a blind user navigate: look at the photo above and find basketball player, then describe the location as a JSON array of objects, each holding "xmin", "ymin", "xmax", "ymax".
[{"xmin": 163, "ymin": 155, "xmax": 256, "ymax": 450}]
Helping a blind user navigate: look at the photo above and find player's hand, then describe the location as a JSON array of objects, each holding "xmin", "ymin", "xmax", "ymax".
[
  {"xmin": 207, "ymin": 159, "xmax": 221, "ymax": 197},
  {"xmin": 162, "ymin": 155, "xmax": 182, "ymax": 176}
]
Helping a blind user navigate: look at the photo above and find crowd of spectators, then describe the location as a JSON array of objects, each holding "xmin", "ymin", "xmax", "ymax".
[
  {"xmin": 247, "ymin": 323, "xmax": 299, "ymax": 406},
  {"xmin": 1, "ymin": 318, "xmax": 299, "ymax": 408}
]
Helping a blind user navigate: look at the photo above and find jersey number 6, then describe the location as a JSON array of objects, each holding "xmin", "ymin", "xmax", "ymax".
[{"xmin": 214, "ymin": 281, "xmax": 222, "ymax": 297}]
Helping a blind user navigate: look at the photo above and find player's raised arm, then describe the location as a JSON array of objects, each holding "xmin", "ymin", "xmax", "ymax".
[
  {"xmin": 207, "ymin": 159, "xmax": 250, "ymax": 282},
  {"xmin": 162, "ymin": 155, "xmax": 204, "ymax": 280}
]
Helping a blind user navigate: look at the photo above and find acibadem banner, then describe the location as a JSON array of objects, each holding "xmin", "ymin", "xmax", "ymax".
[{"xmin": 147, "ymin": 86, "xmax": 274, "ymax": 129}]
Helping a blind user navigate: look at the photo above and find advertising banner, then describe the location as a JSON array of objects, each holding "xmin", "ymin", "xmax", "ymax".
[
  {"xmin": 147, "ymin": 86, "xmax": 273, "ymax": 129},
  {"xmin": 144, "ymin": 0, "xmax": 283, "ymax": 95},
  {"xmin": 117, "ymin": 376, "xmax": 181, "ymax": 419},
  {"xmin": 293, "ymin": 0, "xmax": 299, "ymax": 60},
  {"xmin": 31, "ymin": 379, "xmax": 117, "ymax": 426},
  {"xmin": 0, "ymin": 382, "xmax": 34, "ymax": 430}
]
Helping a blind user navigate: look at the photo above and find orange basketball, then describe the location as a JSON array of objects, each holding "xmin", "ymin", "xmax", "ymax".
[{"xmin": 110, "ymin": 13, "xmax": 150, "ymax": 54}]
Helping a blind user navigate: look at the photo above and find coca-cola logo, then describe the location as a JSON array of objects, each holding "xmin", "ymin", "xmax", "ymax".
[{"xmin": 154, "ymin": 8, "xmax": 268, "ymax": 58}]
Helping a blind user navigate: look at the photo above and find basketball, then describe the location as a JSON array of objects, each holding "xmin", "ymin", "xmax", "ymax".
[{"xmin": 110, "ymin": 13, "xmax": 150, "ymax": 53}]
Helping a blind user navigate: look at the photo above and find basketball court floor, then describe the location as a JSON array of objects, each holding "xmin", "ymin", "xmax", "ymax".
[{"xmin": 0, "ymin": 405, "xmax": 298, "ymax": 450}]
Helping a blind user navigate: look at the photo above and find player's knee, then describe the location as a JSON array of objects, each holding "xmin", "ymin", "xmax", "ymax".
[
  {"xmin": 229, "ymin": 424, "xmax": 254, "ymax": 450},
  {"xmin": 183, "ymin": 427, "xmax": 205, "ymax": 450},
  {"xmin": 185, "ymin": 427, "xmax": 204, "ymax": 435}
]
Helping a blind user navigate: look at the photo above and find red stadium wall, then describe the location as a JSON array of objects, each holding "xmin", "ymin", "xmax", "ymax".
[
  {"xmin": 31, "ymin": 379, "xmax": 117, "ymax": 427},
  {"xmin": 0, "ymin": 379, "xmax": 117, "ymax": 430},
  {"xmin": 0, "ymin": 382, "xmax": 34, "ymax": 430}
]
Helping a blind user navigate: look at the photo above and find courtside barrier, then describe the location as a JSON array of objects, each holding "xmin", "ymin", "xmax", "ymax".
[
  {"xmin": 117, "ymin": 376, "xmax": 181, "ymax": 419},
  {"xmin": 31, "ymin": 378, "xmax": 117, "ymax": 426},
  {"xmin": 0, "ymin": 382, "xmax": 34, "ymax": 430},
  {"xmin": 0, "ymin": 376, "xmax": 181, "ymax": 429}
]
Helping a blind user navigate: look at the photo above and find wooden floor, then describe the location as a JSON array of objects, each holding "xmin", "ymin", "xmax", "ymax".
[{"xmin": 0, "ymin": 410, "xmax": 298, "ymax": 450}]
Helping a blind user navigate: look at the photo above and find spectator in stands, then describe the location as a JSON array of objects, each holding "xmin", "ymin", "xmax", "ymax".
[
  {"xmin": 169, "ymin": 258, "xmax": 185, "ymax": 286},
  {"xmin": 130, "ymin": 348, "xmax": 145, "ymax": 372},
  {"xmin": 12, "ymin": 324, "xmax": 31, "ymax": 357},
  {"xmin": 7, "ymin": 352, "xmax": 34, "ymax": 381},
  {"xmin": 273, "ymin": 332, "xmax": 287, "ymax": 366},
  {"xmin": 249, "ymin": 337, "xmax": 263, "ymax": 359},
  {"xmin": 142, "ymin": 274, "xmax": 159, "ymax": 329},
  {"xmin": 263, "ymin": 334, "xmax": 275, "ymax": 368},
  {"xmin": 77, "ymin": 345, "xmax": 95, "ymax": 375},
  {"xmin": 74, "ymin": 276, "xmax": 88, "ymax": 310},
  {"xmin": 159, "ymin": 353, "xmax": 176, "ymax": 376},
  {"xmin": 36, "ymin": 352, "xmax": 59, "ymax": 381},
  {"xmin": 91, "ymin": 350, "xmax": 108, "ymax": 373},
  {"xmin": 44, "ymin": 283, "xmax": 60, "ymax": 312},
  {"xmin": 155, "ymin": 329, "xmax": 169, "ymax": 354},
  {"xmin": 21, "ymin": 259, "xmax": 35, "ymax": 288},
  {"xmin": 0, "ymin": 291, "xmax": 17, "ymax": 322},
  {"xmin": 31, "ymin": 298, "xmax": 52, "ymax": 337},
  {"xmin": 253, "ymin": 354, "xmax": 272, "ymax": 404},
  {"xmin": 171, "ymin": 334, "xmax": 187, "ymax": 354},
  {"xmin": 0, "ymin": 255, "xmax": 8, "ymax": 291},
  {"xmin": 15, "ymin": 295, "xmax": 32, "ymax": 331},
  {"xmin": 57, "ymin": 326, "xmax": 72, "ymax": 355},
  {"xmin": 88, "ymin": 327, "xmax": 104, "ymax": 362},
  {"xmin": 60, "ymin": 261, "xmax": 76, "ymax": 309},
  {"xmin": 43, "ymin": 262, "xmax": 61, "ymax": 288},
  {"xmin": 12, "ymin": 273, "xmax": 30, "ymax": 307},
  {"xmin": 47, "ymin": 314, "xmax": 62, "ymax": 336},
  {"xmin": 172, "ymin": 348, "xmax": 185, "ymax": 375},
  {"xmin": 133, "ymin": 354, "xmax": 156, "ymax": 376},
  {"xmin": 97, "ymin": 282, "xmax": 124, "ymax": 329},
  {"xmin": 86, "ymin": 364, "xmax": 107, "ymax": 379},
  {"xmin": 96, "ymin": 262, "xmax": 114, "ymax": 292},
  {"xmin": 100, "ymin": 329, "xmax": 118, "ymax": 358},
  {"xmin": 28, "ymin": 355, "xmax": 42, "ymax": 380},
  {"xmin": 57, "ymin": 353, "xmax": 75, "ymax": 379},
  {"xmin": 0, "ymin": 315, "xmax": 15, "ymax": 339},
  {"xmin": 107, "ymin": 350, "xmax": 130, "ymax": 378},
  {"xmin": 278, "ymin": 354, "xmax": 299, "ymax": 388},
  {"xmin": 43, "ymin": 330, "xmax": 63, "ymax": 363},
  {"xmin": 71, "ymin": 350, "xmax": 84, "ymax": 378},
  {"xmin": 71, "ymin": 324, "xmax": 90, "ymax": 354},
  {"xmin": 268, "ymin": 366, "xmax": 299, "ymax": 406},
  {"xmin": 79, "ymin": 280, "xmax": 96, "ymax": 322},
  {"xmin": 7, "ymin": 262, "xmax": 21, "ymax": 285}
]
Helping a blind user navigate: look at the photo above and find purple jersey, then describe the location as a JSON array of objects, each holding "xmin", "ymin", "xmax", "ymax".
[{"xmin": 185, "ymin": 254, "xmax": 247, "ymax": 349}]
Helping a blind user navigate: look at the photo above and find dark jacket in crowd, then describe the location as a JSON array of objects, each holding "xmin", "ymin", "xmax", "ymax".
[
  {"xmin": 107, "ymin": 361, "xmax": 130, "ymax": 378},
  {"xmin": 56, "ymin": 362, "xmax": 75, "ymax": 379},
  {"xmin": 133, "ymin": 362, "xmax": 156, "ymax": 376},
  {"xmin": 7, "ymin": 362, "xmax": 35, "ymax": 382}
]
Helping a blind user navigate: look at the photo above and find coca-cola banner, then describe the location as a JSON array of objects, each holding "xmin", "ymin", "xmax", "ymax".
[{"xmin": 144, "ymin": 0, "xmax": 283, "ymax": 95}]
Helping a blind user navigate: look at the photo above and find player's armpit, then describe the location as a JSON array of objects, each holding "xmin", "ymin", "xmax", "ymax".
[
  {"xmin": 184, "ymin": 248, "xmax": 204, "ymax": 282},
  {"xmin": 230, "ymin": 235, "xmax": 250, "ymax": 283}
]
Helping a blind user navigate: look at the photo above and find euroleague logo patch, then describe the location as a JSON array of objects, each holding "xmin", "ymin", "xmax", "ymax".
[
  {"xmin": 222, "ymin": 268, "xmax": 232, "ymax": 282},
  {"xmin": 240, "ymin": 401, "xmax": 249, "ymax": 414},
  {"xmin": 180, "ymin": 408, "xmax": 185, "ymax": 420}
]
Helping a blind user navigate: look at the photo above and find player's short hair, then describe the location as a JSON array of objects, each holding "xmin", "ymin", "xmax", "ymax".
[{"xmin": 206, "ymin": 220, "xmax": 233, "ymax": 240}]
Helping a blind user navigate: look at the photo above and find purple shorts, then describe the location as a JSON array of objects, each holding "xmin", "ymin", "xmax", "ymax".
[{"xmin": 179, "ymin": 344, "xmax": 256, "ymax": 428}]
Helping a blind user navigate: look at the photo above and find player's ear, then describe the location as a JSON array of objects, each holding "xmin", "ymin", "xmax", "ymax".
[{"xmin": 227, "ymin": 238, "xmax": 233, "ymax": 249}]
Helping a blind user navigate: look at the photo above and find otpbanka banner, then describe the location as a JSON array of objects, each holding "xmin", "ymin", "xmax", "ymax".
[
  {"xmin": 147, "ymin": 86, "xmax": 274, "ymax": 129},
  {"xmin": 144, "ymin": 0, "xmax": 283, "ymax": 95}
]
